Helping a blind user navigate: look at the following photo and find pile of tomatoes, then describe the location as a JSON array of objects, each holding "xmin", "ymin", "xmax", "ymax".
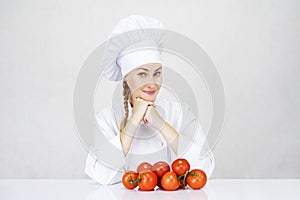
[{"xmin": 122, "ymin": 158, "xmax": 207, "ymax": 191}]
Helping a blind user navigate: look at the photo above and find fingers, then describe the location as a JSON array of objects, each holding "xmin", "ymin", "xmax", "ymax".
[
  {"xmin": 134, "ymin": 97, "xmax": 155, "ymax": 124},
  {"xmin": 143, "ymin": 105, "xmax": 155, "ymax": 124},
  {"xmin": 136, "ymin": 97, "xmax": 155, "ymax": 107},
  {"xmin": 143, "ymin": 112, "xmax": 149, "ymax": 124},
  {"xmin": 136, "ymin": 97, "xmax": 154, "ymax": 106}
]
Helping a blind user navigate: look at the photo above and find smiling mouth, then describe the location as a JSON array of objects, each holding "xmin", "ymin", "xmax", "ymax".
[{"xmin": 143, "ymin": 91, "xmax": 156, "ymax": 95}]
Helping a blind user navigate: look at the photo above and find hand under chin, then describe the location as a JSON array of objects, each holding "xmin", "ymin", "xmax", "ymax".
[{"xmin": 136, "ymin": 96, "xmax": 156, "ymax": 103}]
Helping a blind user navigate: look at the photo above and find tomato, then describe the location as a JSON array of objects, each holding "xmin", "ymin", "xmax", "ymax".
[
  {"xmin": 137, "ymin": 162, "xmax": 152, "ymax": 173},
  {"xmin": 172, "ymin": 158, "xmax": 190, "ymax": 175},
  {"xmin": 161, "ymin": 171, "xmax": 180, "ymax": 191},
  {"xmin": 186, "ymin": 169, "xmax": 207, "ymax": 189},
  {"xmin": 122, "ymin": 171, "xmax": 139, "ymax": 190},
  {"xmin": 152, "ymin": 161, "xmax": 170, "ymax": 177},
  {"xmin": 138, "ymin": 171, "xmax": 158, "ymax": 191}
]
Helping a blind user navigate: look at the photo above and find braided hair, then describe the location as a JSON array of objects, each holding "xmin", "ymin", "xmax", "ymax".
[{"xmin": 120, "ymin": 80, "xmax": 131, "ymax": 133}]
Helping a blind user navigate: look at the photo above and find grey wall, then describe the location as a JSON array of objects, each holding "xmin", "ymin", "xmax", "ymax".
[{"xmin": 0, "ymin": 0, "xmax": 299, "ymax": 178}]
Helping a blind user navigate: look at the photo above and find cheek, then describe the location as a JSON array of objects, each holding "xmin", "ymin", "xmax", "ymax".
[
  {"xmin": 155, "ymin": 77, "xmax": 162, "ymax": 87},
  {"xmin": 128, "ymin": 82, "xmax": 139, "ymax": 94},
  {"xmin": 127, "ymin": 79, "xmax": 146, "ymax": 94}
]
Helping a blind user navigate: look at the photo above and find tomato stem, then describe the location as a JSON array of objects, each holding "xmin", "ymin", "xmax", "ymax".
[
  {"xmin": 177, "ymin": 170, "xmax": 190, "ymax": 189},
  {"xmin": 129, "ymin": 175, "xmax": 140, "ymax": 185},
  {"xmin": 134, "ymin": 177, "xmax": 142, "ymax": 184},
  {"xmin": 190, "ymin": 171, "xmax": 198, "ymax": 176}
]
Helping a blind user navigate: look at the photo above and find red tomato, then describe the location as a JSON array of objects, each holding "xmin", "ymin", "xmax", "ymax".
[
  {"xmin": 138, "ymin": 171, "xmax": 158, "ymax": 191},
  {"xmin": 172, "ymin": 158, "xmax": 190, "ymax": 175},
  {"xmin": 186, "ymin": 169, "xmax": 207, "ymax": 189},
  {"xmin": 122, "ymin": 171, "xmax": 139, "ymax": 190},
  {"xmin": 151, "ymin": 161, "xmax": 170, "ymax": 177},
  {"xmin": 137, "ymin": 162, "xmax": 152, "ymax": 173},
  {"xmin": 161, "ymin": 171, "xmax": 180, "ymax": 191}
]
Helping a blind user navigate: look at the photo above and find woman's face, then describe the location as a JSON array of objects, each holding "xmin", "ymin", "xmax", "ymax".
[{"xmin": 125, "ymin": 63, "xmax": 162, "ymax": 103}]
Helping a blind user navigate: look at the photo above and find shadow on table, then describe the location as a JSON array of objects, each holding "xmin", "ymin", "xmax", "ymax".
[{"xmin": 85, "ymin": 183, "xmax": 207, "ymax": 200}]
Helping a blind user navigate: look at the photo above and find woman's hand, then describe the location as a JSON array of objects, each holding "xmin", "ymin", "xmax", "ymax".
[
  {"xmin": 131, "ymin": 97, "xmax": 154, "ymax": 125},
  {"xmin": 143, "ymin": 106, "xmax": 166, "ymax": 131}
]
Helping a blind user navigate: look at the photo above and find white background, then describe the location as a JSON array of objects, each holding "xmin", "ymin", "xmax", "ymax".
[{"xmin": 0, "ymin": 0, "xmax": 299, "ymax": 179}]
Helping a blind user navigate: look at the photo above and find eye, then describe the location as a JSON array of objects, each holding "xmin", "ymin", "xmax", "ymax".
[
  {"xmin": 154, "ymin": 71, "xmax": 161, "ymax": 76},
  {"xmin": 138, "ymin": 72, "xmax": 146, "ymax": 77}
]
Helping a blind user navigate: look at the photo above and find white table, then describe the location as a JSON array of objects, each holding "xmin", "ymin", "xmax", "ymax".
[{"xmin": 1, "ymin": 179, "xmax": 299, "ymax": 200}]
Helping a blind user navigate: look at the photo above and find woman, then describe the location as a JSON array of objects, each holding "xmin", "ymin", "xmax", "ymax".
[
  {"xmin": 120, "ymin": 62, "xmax": 179, "ymax": 156},
  {"xmin": 85, "ymin": 15, "xmax": 215, "ymax": 185}
]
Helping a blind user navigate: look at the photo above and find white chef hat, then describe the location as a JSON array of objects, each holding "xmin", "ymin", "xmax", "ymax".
[{"xmin": 102, "ymin": 15, "xmax": 165, "ymax": 82}]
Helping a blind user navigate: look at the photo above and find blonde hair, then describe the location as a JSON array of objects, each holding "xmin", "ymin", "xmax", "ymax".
[{"xmin": 120, "ymin": 80, "xmax": 131, "ymax": 133}]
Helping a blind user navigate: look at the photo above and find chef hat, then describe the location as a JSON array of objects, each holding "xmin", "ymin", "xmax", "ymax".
[{"xmin": 102, "ymin": 15, "xmax": 165, "ymax": 81}]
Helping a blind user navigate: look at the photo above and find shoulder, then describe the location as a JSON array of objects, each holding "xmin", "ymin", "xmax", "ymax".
[
  {"xmin": 157, "ymin": 99, "xmax": 194, "ymax": 131},
  {"xmin": 157, "ymin": 98, "xmax": 181, "ymax": 111},
  {"xmin": 156, "ymin": 99, "xmax": 195, "ymax": 131},
  {"xmin": 157, "ymin": 99, "xmax": 194, "ymax": 117},
  {"xmin": 95, "ymin": 104, "xmax": 122, "ymax": 128},
  {"xmin": 95, "ymin": 106, "xmax": 113, "ymax": 121}
]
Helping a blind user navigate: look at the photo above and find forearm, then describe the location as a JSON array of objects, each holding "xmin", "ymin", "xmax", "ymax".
[
  {"xmin": 120, "ymin": 117, "xmax": 139, "ymax": 156},
  {"xmin": 159, "ymin": 122, "xmax": 179, "ymax": 154}
]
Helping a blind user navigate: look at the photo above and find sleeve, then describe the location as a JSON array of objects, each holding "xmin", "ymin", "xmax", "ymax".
[
  {"xmin": 84, "ymin": 108, "xmax": 125, "ymax": 185},
  {"xmin": 84, "ymin": 151, "xmax": 125, "ymax": 185},
  {"xmin": 175, "ymin": 103, "xmax": 215, "ymax": 179}
]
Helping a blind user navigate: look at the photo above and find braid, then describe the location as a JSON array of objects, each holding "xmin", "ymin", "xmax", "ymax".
[{"xmin": 120, "ymin": 80, "xmax": 130, "ymax": 133}]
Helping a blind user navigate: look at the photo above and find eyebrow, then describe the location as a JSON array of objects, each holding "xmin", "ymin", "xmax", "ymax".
[{"xmin": 136, "ymin": 66, "xmax": 162, "ymax": 72}]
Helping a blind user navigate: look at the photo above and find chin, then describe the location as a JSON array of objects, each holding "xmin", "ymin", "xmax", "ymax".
[
  {"xmin": 144, "ymin": 97, "xmax": 156, "ymax": 102},
  {"xmin": 141, "ymin": 95, "xmax": 157, "ymax": 102},
  {"xmin": 133, "ymin": 91, "xmax": 159, "ymax": 102}
]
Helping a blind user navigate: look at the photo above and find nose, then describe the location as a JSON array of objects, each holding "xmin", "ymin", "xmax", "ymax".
[
  {"xmin": 143, "ymin": 75, "xmax": 160, "ymax": 90},
  {"xmin": 145, "ymin": 83, "xmax": 156, "ymax": 90}
]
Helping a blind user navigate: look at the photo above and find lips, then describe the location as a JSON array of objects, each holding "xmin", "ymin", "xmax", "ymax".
[{"xmin": 143, "ymin": 90, "xmax": 156, "ymax": 95}]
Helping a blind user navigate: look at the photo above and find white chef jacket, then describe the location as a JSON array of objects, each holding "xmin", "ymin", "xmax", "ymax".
[{"xmin": 85, "ymin": 97, "xmax": 215, "ymax": 185}]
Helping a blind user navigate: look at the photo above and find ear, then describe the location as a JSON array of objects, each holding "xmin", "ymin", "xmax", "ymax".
[{"xmin": 123, "ymin": 74, "xmax": 129, "ymax": 82}]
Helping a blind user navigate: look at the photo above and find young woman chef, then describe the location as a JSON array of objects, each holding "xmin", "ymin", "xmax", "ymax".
[{"xmin": 85, "ymin": 15, "xmax": 215, "ymax": 185}]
